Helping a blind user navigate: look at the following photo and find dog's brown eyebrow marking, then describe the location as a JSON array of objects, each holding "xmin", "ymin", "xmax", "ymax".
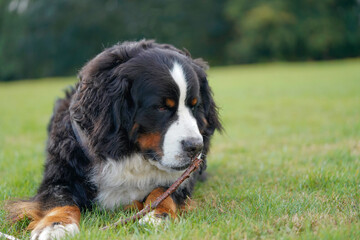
[
  {"xmin": 191, "ymin": 98, "xmax": 198, "ymax": 106},
  {"xmin": 165, "ymin": 98, "xmax": 176, "ymax": 108}
]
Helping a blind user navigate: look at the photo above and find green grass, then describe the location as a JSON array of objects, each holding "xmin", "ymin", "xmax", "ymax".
[{"xmin": 1, "ymin": 59, "xmax": 360, "ymax": 239}]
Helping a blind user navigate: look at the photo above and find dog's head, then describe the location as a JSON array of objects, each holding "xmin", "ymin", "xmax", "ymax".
[{"xmin": 70, "ymin": 40, "xmax": 221, "ymax": 172}]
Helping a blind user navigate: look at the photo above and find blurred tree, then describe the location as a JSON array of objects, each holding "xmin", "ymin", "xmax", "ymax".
[
  {"xmin": 225, "ymin": 1, "xmax": 297, "ymax": 63},
  {"xmin": 0, "ymin": 0, "xmax": 28, "ymax": 80},
  {"xmin": 0, "ymin": 0, "xmax": 359, "ymax": 80},
  {"xmin": 0, "ymin": 0, "xmax": 230, "ymax": 80},
  {"xmin": 225, "ymin": 0, "xmax": 360, "ymax": 63},
  {"xmin": 288, "ymin": 0, "xmax": 360, "ymax": 60}
]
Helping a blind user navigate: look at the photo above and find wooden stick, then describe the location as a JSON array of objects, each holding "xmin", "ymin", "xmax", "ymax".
[{"xmin": 100, "ymin": 153, "xmax": 203, "ymax": 230}]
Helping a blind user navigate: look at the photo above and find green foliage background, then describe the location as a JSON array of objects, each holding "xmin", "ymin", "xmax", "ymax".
[{"xmin": 0, "ymin": 0, "xmax": 360, "ymax": 81}]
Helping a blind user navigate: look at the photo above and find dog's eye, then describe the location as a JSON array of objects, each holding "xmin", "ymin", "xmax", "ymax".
[{"xmin": 158, "ymin": 106, "xmax": 168, "ymax": 111}]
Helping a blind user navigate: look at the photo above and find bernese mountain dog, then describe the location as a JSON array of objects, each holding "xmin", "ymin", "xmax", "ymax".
[{"xmin": 7, "ymin": 40, "xmax": 222, "ymax": 240}]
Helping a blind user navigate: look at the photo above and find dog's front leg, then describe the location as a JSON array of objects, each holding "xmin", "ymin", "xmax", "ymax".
[
  {"xmin": 139, "ymin": 187, "xmax": 177, "ymax": 225},
  {"xmin": 28, "ymin": 205, "xmax": 80, "ymax": 240}
]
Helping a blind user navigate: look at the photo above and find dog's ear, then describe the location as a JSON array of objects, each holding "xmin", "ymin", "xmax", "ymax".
[
  {"xmin": 70, "ymin": 40, "xmax": 156, "ymax": 159},
  {"xmin": 193, "ymin": 59, "xmax": 222, "ymax": 138},
  {"xmin": 191, "ymin": 59, "xmax": 222, "ymax": 178},
  {"xmin": 109, "ymin": 76, "xmax": 134, "ymax": 134}
]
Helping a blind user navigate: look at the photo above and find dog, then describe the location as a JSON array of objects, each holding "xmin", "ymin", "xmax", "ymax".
[{"xmin": 7, "ymin": 40, "xmax": 222, "ymax": 240}]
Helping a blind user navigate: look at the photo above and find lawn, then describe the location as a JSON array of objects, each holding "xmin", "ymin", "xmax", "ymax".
[{"xmin": 1, "ymin": 59, "xmax": 360, "ymax": 239}]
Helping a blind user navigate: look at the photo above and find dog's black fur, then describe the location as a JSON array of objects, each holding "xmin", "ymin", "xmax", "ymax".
[{"xmin": 8, "ymin": 40, "xmax": 221, "ymax": 231}]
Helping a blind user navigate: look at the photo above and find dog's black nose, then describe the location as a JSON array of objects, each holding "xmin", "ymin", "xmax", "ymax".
[{"xmin": 181, "ymin": 138, "xmax": 203, "ymax": 158}]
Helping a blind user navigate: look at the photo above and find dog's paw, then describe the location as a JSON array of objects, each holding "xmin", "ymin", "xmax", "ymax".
[
  {"xmin": 31, "ymin": 223, "xmax": 79, "ymax": 240},
  {"xmin": 139, "ymin": 211, "xmax": 169, "ymax": 226}
]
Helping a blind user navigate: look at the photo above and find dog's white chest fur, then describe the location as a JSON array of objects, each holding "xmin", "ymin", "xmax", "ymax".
[{"xmin": 92, "ymin": 154, "xmax": 183, "ymax": 209}]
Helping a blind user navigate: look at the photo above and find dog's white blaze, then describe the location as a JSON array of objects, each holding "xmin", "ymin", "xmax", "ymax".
[
  {"xmin": 161, "ymin": 63, "xmax": 203, "ymax": 168},
  {"xmin": 93, "ymin": 155, "xmax": 183, "ymax": 209}
]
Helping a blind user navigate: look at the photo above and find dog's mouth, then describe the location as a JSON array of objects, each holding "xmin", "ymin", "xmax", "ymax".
[
  {"xmin": 169, "ymin": 163, "xmax": 191, "ymax": 171},
  {"xmin": 168, "ymin": 154, "xmax": 194, "ymax": 171},
  {"xmin": 143, "ymin": 148, "xmax": 200, "ymax": 172},
  {"xmin": 171, "ymin": 164, "xmax": 190, "ymax": 171},
  {"xmin": 147, "ymin": 159, "xmax": 189, "ymax": 172},
  {"xmin": 146, "ymin": 154, "xmax": 192, "ymax": 172}
]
